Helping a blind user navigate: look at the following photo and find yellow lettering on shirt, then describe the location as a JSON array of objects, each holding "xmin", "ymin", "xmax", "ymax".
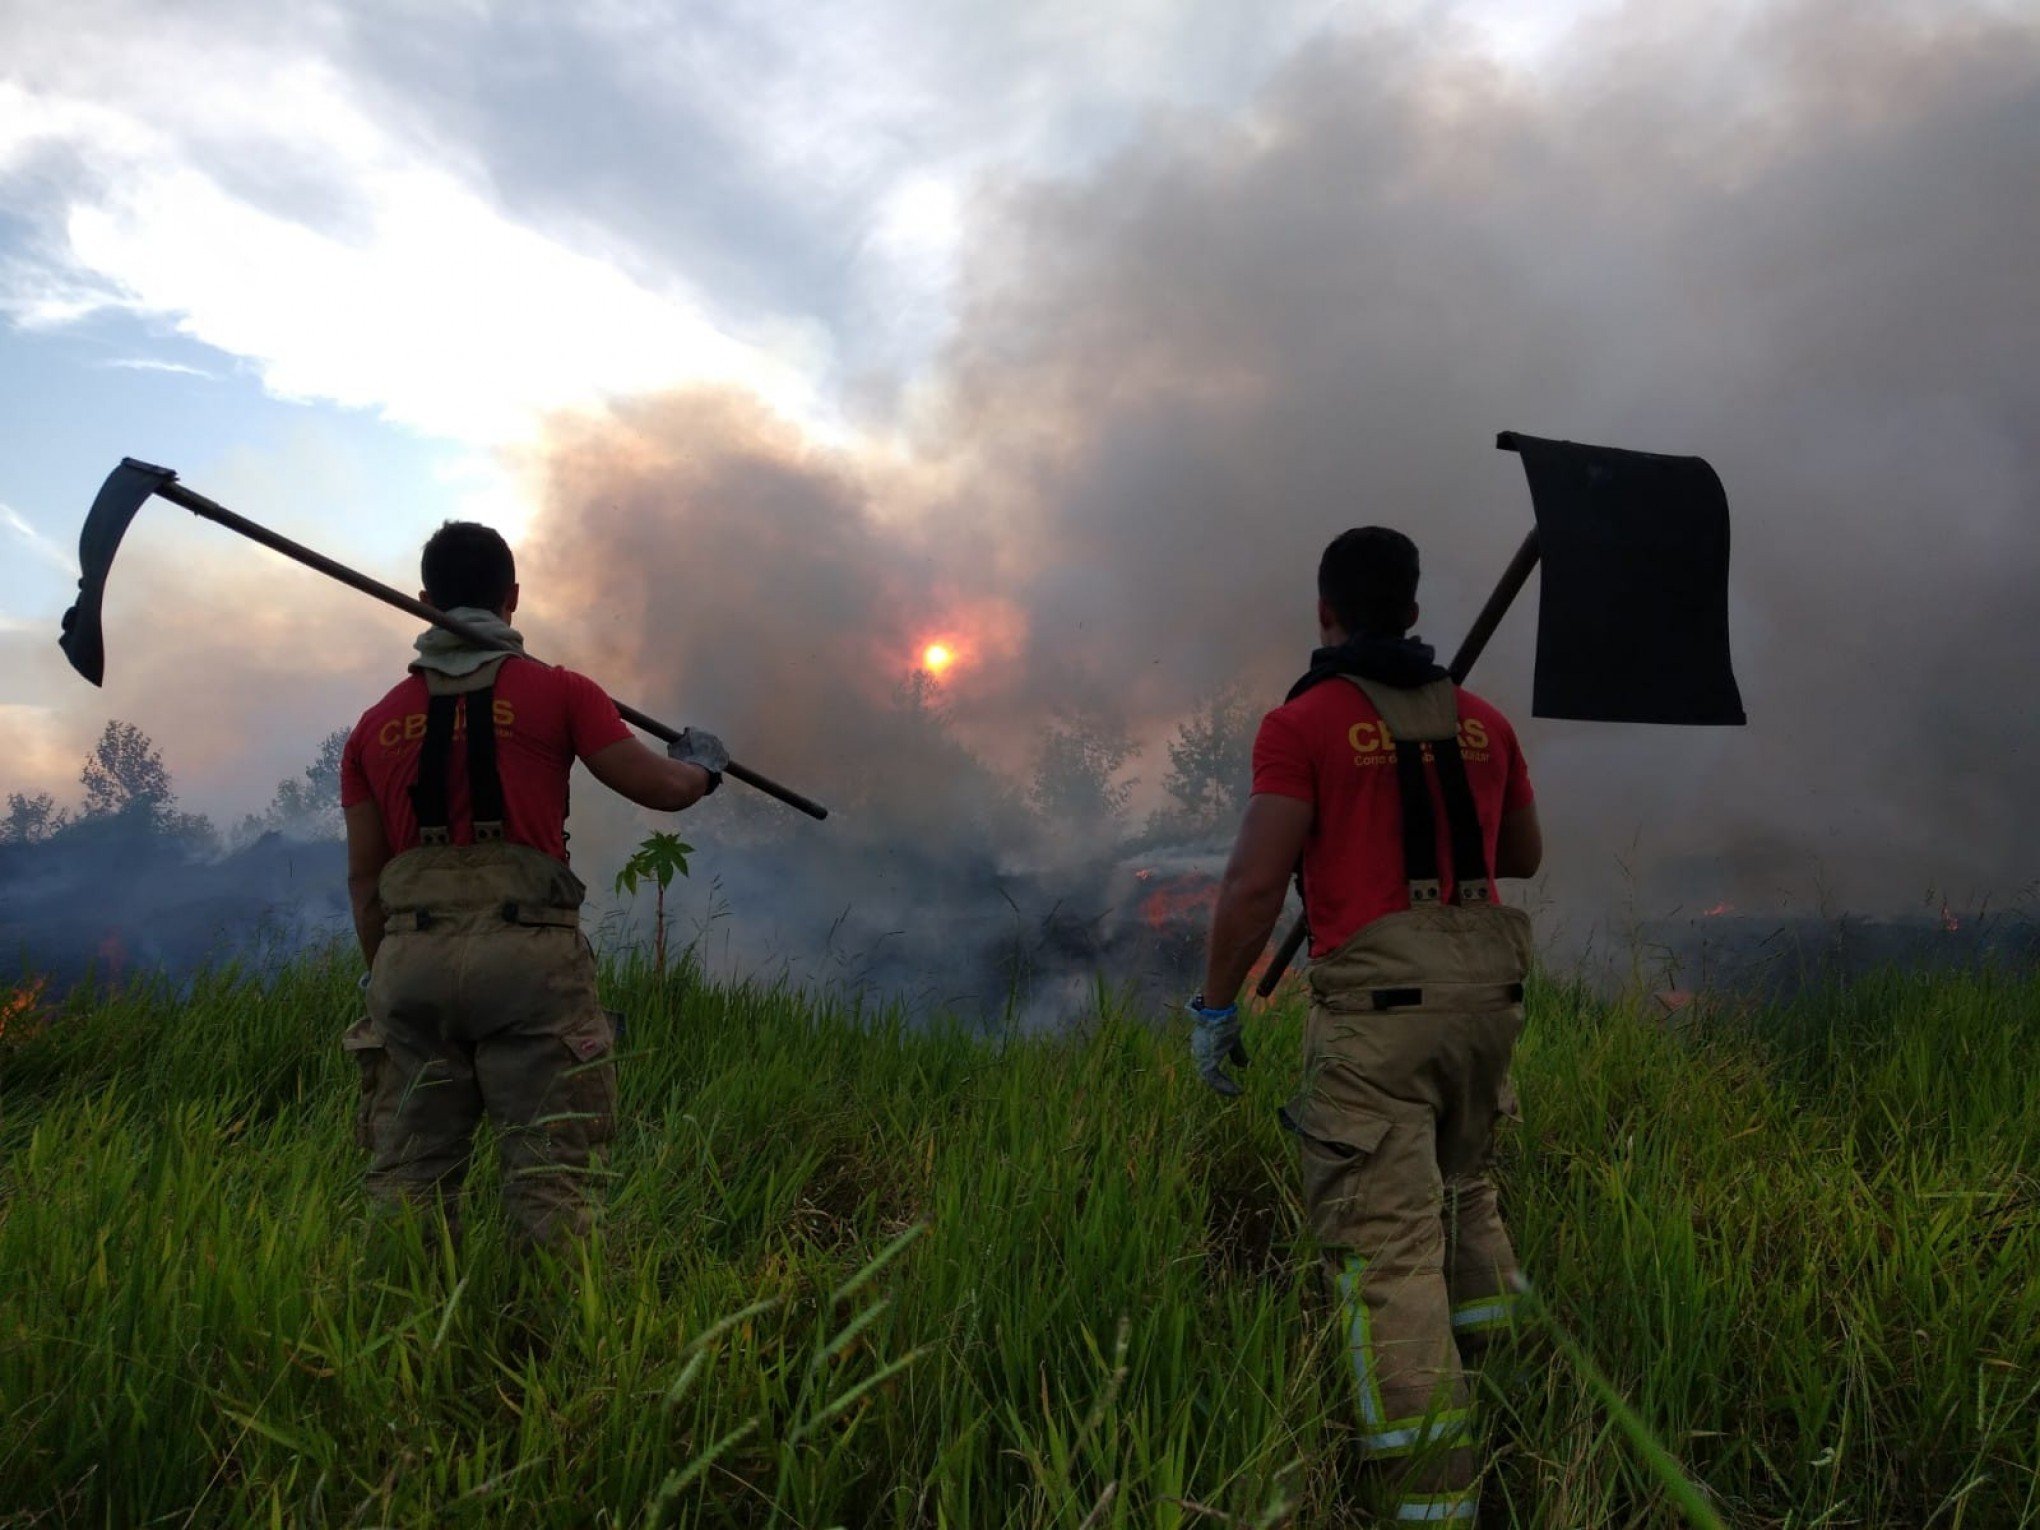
[
  {"xmin": 1349, "ymin": 718, "xmax": 1403, "ymax": 769},
  {"xmin": 377, "ymin": 699, "xmax": 515, "ymax": 754},
  {"xmin": 1344, "ymin": 711, "xmax": 1498, "ymax": 771}
]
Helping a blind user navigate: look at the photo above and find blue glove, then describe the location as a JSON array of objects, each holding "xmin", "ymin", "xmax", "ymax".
[
  {"xmin": 1188, "ymin": 995, "xmax": 1248, "ymax": 1098},
  {"xmin": 667, "ymin": 728, "xmax": 730, "ymax": 793}
]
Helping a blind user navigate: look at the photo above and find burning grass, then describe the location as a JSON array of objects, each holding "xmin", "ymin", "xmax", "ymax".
[
  {"xmin": 0, "ymin": 976, "xmax": 48, "ymax": 1044},
  {"xmin": 0, "ymin": 952, "xmax": 2035, "ymax": 1524}
]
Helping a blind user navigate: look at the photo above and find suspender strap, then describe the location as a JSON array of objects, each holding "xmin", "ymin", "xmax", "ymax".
[
  {"xmin": 406, "ymin": 685, "xmax": 508, "ymax": 845},
  {"xmin": 463, "ymin": 685, "xmax": 506, "ymax": 841},
  {"xmin": 1428, "ymin": 736, "xmax": 1493, "ymax": 905},
  {"xmin": 1341, "ymin": 675, "xmax": 1469, "ymax": 909},
  {"xmin": 1391, "ymin": 737, "xmax": 1443, "ymax": 904},
  {"xmin": 408, "ymin": 692, "xmax": 461, "ymax": 846}
]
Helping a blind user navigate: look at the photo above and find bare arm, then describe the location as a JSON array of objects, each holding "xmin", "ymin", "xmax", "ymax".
[
  {"xmin": 583, "ymin": 736, "xmax": 712, "ymax": 813},
  {"xmin": 1201, "ymin": 793, "xmax": 1313, "ymax": 1009},
  {"xmin": 1495, "ymin": 802, "xmax": 1543, "ymax": 879},
  {"xmin": 345, "ymin": 800, "xmax": 393, "ymax": 966}
]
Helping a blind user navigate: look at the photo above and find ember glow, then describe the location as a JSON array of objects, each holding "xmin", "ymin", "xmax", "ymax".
[
  {"xmin": 1139, "ymin": 874, "xmax": 1219, "ymax": 930},
  {"xmin": 1, "ymin": 978, "xmax": 49, "ymax": 1043}
]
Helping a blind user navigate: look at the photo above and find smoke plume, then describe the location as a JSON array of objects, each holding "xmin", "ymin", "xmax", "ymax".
[
  {"xmin": 522, "ymin": 0, "xmax": 2040, "ymax": 932},
  {"xmin": 8, "ymin": 1, "xmax": 2037, "ymax": 1003}
]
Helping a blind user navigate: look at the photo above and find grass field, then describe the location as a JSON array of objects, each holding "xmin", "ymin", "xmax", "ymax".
[{"xmin": 1, "ymin": 950, "xmax": 2035, "ymax": 1526}]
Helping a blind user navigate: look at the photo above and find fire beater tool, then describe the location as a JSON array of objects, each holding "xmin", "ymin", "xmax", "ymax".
[
  {"xmin": 58, "ymin": 458, "xmax": 829, "ymax": 821},
  {"xmin": 1255, "ymin": 430, "xmax": 1744, "ymax": 996}
]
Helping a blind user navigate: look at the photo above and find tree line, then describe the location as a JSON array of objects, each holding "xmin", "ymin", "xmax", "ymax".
[
  {"xmin": 2, "ymin": 689, "xmax": 1258, "ymax": 858},
  {"xmin": 1030, "ymin": 690, "xmax": 1257, "ymax": 844},
  {"xmin": 2, "ymin": 722, "xmax": 350, "ymax": 852}
]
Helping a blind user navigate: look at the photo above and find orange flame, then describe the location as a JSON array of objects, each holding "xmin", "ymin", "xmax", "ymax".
[
  {"xmin": 1940, "ymin": 901, "xmax": 1961, "ymax": 934},
  {"xmin": 1139, "ymin": 875, "xmax": 1219, "ymax": 930},
  {"xmin": 0, "ymin": 977, "xmax": 49, "ymax": 1043},
  {"xmin": 920, "ymin": 642, "xmax": 956, "ymax": 677},
  {"xmin": 1701, "ymin": 901, "xmax": 1735, "ymax": 918}
]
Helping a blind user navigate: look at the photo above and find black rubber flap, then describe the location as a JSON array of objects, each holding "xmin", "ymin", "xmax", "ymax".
[{"xmin": 1502, "ymin": 432, "xmax": 1746, "ymax": 725}]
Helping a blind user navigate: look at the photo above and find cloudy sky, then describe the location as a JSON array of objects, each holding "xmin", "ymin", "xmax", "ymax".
[
  {"xmin": 4, "ymin": 0, "xmax": 2036, "ymax": 918},
  {"xmin": 0, "ymin": 0, "xmax": 1582, "ymax": 791}
]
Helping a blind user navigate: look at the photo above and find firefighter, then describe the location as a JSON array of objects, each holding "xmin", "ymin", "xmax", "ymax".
[
  {"xmin": 1190, "ymin": 527, "xmax": 1543, "ymax": 1522},
  {"xmin": 339, "ymin": 521, "xmax": 726, "ymax": 1248}
]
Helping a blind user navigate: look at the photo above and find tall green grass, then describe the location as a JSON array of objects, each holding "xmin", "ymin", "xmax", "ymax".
[{"xmin": 1, "ymin": 951, "xmax": 2034, "ymax": 1525}]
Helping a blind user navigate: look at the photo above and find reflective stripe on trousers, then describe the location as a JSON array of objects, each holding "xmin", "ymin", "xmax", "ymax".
[
  {"xmin": 1392, "ymin": 1489, "xmax": 1480, "ymax": 1522},
  {"xmin": 1338, "ymin": 1256, "xmax": 1475, "ymax": 1458},
  {"xmin": 1450, "ymin": 1291, "xmax": 1519, "ymax": 1335}
]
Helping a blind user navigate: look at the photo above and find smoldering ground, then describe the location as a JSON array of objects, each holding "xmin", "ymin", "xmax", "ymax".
[{"xmin": 7, "ymin": 0, "xmax": 2039, "ymax": 1003}]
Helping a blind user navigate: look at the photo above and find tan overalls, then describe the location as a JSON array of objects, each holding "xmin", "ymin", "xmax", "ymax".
[
  {"xmin": 342, "ymin": 657, "xmax": 617, "ymax": 1248},
  {"xmin": 1283, "ymin": 676, "xmax": 1532, "ymax": 1523}
]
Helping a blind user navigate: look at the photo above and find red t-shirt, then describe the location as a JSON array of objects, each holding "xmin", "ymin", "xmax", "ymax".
[
  {"xmin": 341, "ymin": 657, "xmax": 632, "ymax": 863},
  {"xmin": 1252, "ymin": 681, "xmax": 1534, "ymax": 956}
]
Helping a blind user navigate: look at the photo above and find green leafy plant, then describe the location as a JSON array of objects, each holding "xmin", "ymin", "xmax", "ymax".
[{"xmin": 613, "ymin": 831, "xmax": 692, "ymax": 976}]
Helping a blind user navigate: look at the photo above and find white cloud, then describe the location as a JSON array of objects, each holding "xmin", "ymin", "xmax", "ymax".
[
  {"xmin": 2, "ymin": 502, "xmax": 77, "ymax": 577},
  {"xmin": 0, "ymin": 1, "xmax": 1386, "ymax": 445},
  {"xmin": 0, "ymin": 57, "xmax": 823, "ymax": 447},
  {"xmin": 60, "ymin": 156, "xmax": 821, "ymax": 445},
  {"xmin": 102, "ymin": 356, "xmax": 219, "ymax": 378},
  {"xmin": 0, "ymin": 0, "xmax": 1606, "ymax": 451}
]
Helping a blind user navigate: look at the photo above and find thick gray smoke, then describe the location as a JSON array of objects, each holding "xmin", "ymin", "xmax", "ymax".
[
  {"xmin": 9, "ymin": 1, "xmax": 2036, "ymax": 1005},
  {"xmin": 525, "ymin": 0, "xmax": 2040, "ymax": 948}
]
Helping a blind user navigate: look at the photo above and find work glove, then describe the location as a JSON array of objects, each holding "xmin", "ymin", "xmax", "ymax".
[
  {"xmin": 1187, "ymin": 995, "xmax": 1249, "ymax": 1098},
  {"xmin": 667, "ymin": 728, "xmax": 730, "ymax": 794}
]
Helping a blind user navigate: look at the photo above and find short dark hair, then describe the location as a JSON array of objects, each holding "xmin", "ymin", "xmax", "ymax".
[
  {"xmin": 1318, "ymin": 526, "xmax": 1420, "ymax": 636},
  {"xmin": 421, "ymin": 521, "xmax": 516, "ymax": 611}
]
